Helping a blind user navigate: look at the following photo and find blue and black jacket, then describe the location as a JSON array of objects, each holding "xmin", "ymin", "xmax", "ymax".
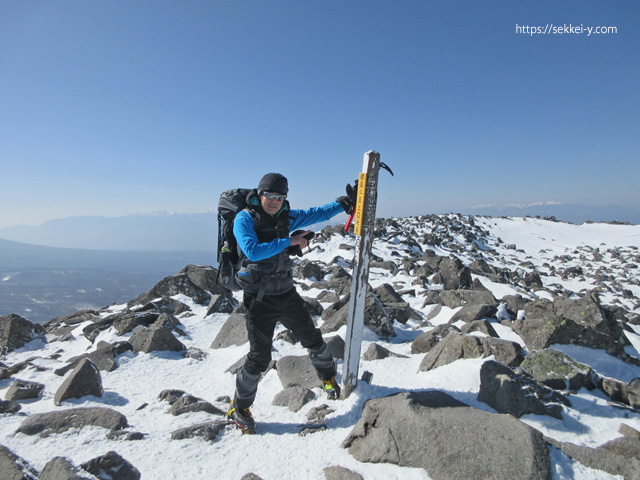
[{"xmin": 233, "ymin": 189, "xmax": 343, "ymax": 299}]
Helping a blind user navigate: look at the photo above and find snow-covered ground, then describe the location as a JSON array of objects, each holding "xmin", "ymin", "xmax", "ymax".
[{"xmin": 1, "ymin": 215, "xmax": 639, "ymax": 479}]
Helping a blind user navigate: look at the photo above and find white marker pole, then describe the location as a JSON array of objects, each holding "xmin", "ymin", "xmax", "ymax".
[{"xmin": 341, "ymin": 150, "xmax": 381, "ymax": 398}]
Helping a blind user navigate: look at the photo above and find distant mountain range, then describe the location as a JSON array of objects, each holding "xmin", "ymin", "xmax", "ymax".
[
  {"xmin": 0, "ymin": 204, "xmax": 637, "ymax": 253},
  {"xmin": 0, "ymin": 212, "xmax": 218, "ymax": 251},
  {"xmin": 465, "ymin": 203, "xmax": 640, "ymax": 225}
]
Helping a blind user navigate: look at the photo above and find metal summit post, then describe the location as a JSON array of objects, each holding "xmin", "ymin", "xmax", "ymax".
[{"xmin": 341, "ymin": 150, "xmax": 381, "ymax": 398}]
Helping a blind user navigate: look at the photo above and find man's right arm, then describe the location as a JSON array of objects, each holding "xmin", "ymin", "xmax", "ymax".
[{"xmin": 234, "ymin": 211, "xmax": 292, "ymax": 262}]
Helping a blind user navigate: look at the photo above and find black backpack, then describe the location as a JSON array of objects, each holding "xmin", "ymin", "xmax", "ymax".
[{"xmin": 216, "ymin": 188, "xmax": 253, "ymax": 291}]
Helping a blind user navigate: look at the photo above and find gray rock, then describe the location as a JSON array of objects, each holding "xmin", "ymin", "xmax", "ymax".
[
  {"xmin": 54, "ymin": 358, "xmax": 103, "ymax": 405},
  {"xmin": 362, "ymin": 343, "xmax": 408, "ymax": 361},
  {"xmin": 168, "ymin": 394, "xmax": 225, "ymax": 416},
  {"xmin": 272, "ymin": 386, "xmax": 316, "ymax": 412},
  {"xmin": 325, "ymin": 335, "xmax": 345, "ymax": 359},
  {"xmin": 342, "ymin": 390, "xmax": 550, "ymax": 479},
  {"xmin": 171, "ymin": 421, "xmax": 229, "ymax": 441},
  {"xmin": 0, "ymin": 313, "xmax": 46, "ymax": 352},
  {"xmin": 81, "ymin": 451, "xmax": 140, "ymax": 480},
  {"xmin": 5, "ymin": 379, "xmax": 45, "ymax": 401},
  {"xmin": 58, "ymin": 341, "xmax": 133, "ymax": 375},
  {"xmin": 112, "ymin": 311, "xmax": 160, "ymax": 335},
  {"xmin": 628, "ymin": 377, "xmax": 640, "ymax": 409},
  {"xmin": 433, "ymin": 256, "xmax": 472, "ymax": 290},
  {"xmin": 419, "ymin": 333, "xmax": 524, "ymax": 372},
  {"xmin": 41, "ymin": 456, "xmax": 88, "ymax": 480},
  {"xmin": 478, "ymin": 360, "xmax": 570, "ymax": 419},
  {"xmin": 546, "ymin": 436, "xmax": 640, "ymax": 479},
  {"xmin": 210, "ymin": 314, "xmax": 248, "ymax": 349},
  {"xmin": 16, "ymin": 407, "xmax": 128, "ymax": 436},
  {"xmin": 520, "ymin": 349, "xmax": 597, "ymax": 392},
  {"xmin": 0, "ymin": 400, "xmax": 21, "ymax": 414},
  {"xmin": 206, "ymin": 294, "xmax": 236, "ymax": 316},
  {"xmin": 513, "ymin": 293, "xmax": 628, "ymax": 356},
  {"xmin": 460, "ymin": 319, "xmax": 499, "ymax": 337},
  {"xmin": 450, "ymin": 304, "xmax": 498, "ymax": 324},
  {"xmin": 321, "ymin": 293, "xmax": 395, "ymax": 337},
  {"xmin": 373, "ymin": 283, "xmax": 404, "ymax": 304},
  {"xmin": 323, "ymin": 466, "xmax": 364, "ymax": 480},
  {"xmin": 276, "ymin": 355, "xmax": 322, "ymax": 389},
  {"xmin": 438, "ymin": 289, "xmax": 499, "ymax": 309},
  {"xmin": 129, "ymin": 326, "xmax": 186, "ymax": 353},
  {"xmin": 0, "ymin": 444, "xmax": 39, "ymax": 480},
  {"xmin": 411, "ymin": 324, "xmax": 461, "ymax": 354}
]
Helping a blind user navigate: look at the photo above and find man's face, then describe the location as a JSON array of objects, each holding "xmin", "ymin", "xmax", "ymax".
[{"xmin": 260, "ymin": 191, "xmax": 285, "ymax": 215}]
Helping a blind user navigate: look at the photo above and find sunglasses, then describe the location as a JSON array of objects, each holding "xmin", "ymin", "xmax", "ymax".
[{"xmin": 261, "ymin": 191, "xmax": 286, "ymax": 201}]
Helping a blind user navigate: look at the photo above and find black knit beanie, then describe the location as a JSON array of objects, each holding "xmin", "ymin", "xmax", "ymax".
[{"xmin": 258, "ymin": 173, "xmax": 288, "ymax": 196}]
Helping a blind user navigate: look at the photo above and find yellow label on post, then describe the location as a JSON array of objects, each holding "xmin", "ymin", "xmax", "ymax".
[{"xmin": 354, "ymin": 172, "xmax": 367, "ymax": 236}]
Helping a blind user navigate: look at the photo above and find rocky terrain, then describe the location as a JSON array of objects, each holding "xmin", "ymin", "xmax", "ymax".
[{"xmin": 1, "ymin": 214, "xmax": 639, "ymax": 479}]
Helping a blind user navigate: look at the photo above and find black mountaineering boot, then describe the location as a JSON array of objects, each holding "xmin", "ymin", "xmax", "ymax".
[
  {"xmin": 322, "ymin": 377, "xmax": 341, "ymax": 400},
  {"xmin": 227, "ymin": 399, "xmax": 256, "ymax": 434}
]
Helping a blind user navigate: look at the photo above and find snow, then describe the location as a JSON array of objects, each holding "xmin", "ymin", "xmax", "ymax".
[{"xmin": 1, "ymin": 216, "xmax": 640, "ymax": 479}]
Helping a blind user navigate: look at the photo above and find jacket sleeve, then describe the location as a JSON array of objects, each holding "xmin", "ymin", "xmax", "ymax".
[
  {"xmin": 233, "ymin": 211, "xmax": 292, "ymax": 262},
  {"xmin": 289, "ymin": 201, "xmax": 344, "ymax": 231}
]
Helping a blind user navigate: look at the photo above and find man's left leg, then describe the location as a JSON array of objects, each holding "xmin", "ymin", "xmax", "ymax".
[{"xmin": 280, "ymin": 289, "xmax": 340, "ymax": 399}]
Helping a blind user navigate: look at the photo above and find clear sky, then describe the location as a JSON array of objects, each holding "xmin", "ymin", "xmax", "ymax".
[{"xmin": 1, "ymin": 1, "xmax": 638, "ymax": 228}]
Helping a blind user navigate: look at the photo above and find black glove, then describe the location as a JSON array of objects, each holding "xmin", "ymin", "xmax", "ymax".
[
  {"xmin": 338, "ymin": 179, "xmax": 359, "ymax": 215},
  {"xmin": 286, "ymin": 230, "xmax": 315, "ymax": 257}
]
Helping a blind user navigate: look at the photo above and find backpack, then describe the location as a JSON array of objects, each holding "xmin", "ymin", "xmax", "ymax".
[{"xmin": 216, "ymin": 188, "xmax": 253, "ymax": 291}]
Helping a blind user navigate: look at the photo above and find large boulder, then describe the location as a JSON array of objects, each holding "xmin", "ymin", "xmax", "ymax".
[
  {"xmin": 419, "ymin": 332, "xmax": 524, "ymax": 372},
  {"xmin": 129, "ymin": 264, "xmax": 223, "ymax": 307},
  {"xmin": 4, "ymin": 379, "xmax": 45, "ymax": 401},
  {"xmin": 513, "ymin": 293, "xmax": 629, "ymax": 356},
  {"xmin": 210, "ymin": 314, "xmax": 248, "ymax": 349},
  {"xmin": 40, "ymin": 457, "xmax": 88, "ymax": 480},
  {"xmin": 81, "ymin": 451, "xmax": 141, "ymax": 480},
  {"xmin": 16, "ymin": 407, "xmax": 128, "ymax": 436},
  {"xmin": 519, "ymin": 349, "xmax": 597, "ymax": 392},
  {"xmin": 0, "ymin": 313, "xmax": 46, "ymax": 352},
  {"xmin": 342, "ymin": 390, "xmax": 550, "ymax": 479},
  {"xmin": 54, "ymin": 358, "xmax": 103, "ymax": 405},
  {"xmin": 276, "ymin": 355, "xmax": 322, "ymax": 389},
  {"xmin": 438, "ymin": 290, "xmax": 499, "ymax": 309},
  {"xmin": 321, "ymin": 293, "xmax": 395, "ymax": 337},
  {"xmin": 432, "ymin": 257, "xmax": 472, "ymax": 290},
  {"xmin": 478, "ymin": 360, "xmax": 571, "ymax": 419},
  {"xmin": 0, "ymin": 444, "xmax": 39, "ymax": 480},
  {"xmin": 411, "ymin": 324, "xmax": 461, "ymax": 354},
  {"xmin": 129, "ymin": 326, "xmax": 186, "ymax": 353}
]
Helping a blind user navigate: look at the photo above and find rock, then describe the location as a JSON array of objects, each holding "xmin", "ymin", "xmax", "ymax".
[
  {"xmin": 16, "ymin": 407, "xmax": 128, "ymax": 436},
  {"xmin": 82, "ymin": 317, "xmax": 116, "ymax": 343},
  {"xmin": 307, "ymin": 404, "xmax": 335, "ymax": 423},
  {"xmin": 321, "ymin": 293, "xmax": 396, "ymax": 337},
  {"xmin": 136, "ymin": 296, "xmax": 191, "ymax": 316},
  {"xmin": 40, "ymin": 456, "xmax": 87, "ymax": 480},
  {"xmin": 210, "ymin": 314, "xmax": 248, "ymax": 349},
  {"xmin": 619, "ymin": 423, "xmax": 640, "ymax": 439},
  {"xmin": 5, "ymin": 379, "xmax": 45, "ymax": 401},
  {"xmin": 450, "ymin": 304, "xmax": 498, "ymax": 324},
  {"xmin": 438, "ymin": 290, "xmax": 498, "ymax": 309},
  {"xmin": 171, "ymin": 421, "xmax": 229, "ymax": 441},
  {"xmin": 112, "ymin": 311, "xmax": 161, "ymax": 335},
  {"xmin": 0, "ymin": 313, "xmax": 46, "ymax": 352},
  {"xmin": 81, "ymin": 451, "xmax": 141, "ymax": 480},
  {"xmin": 546, "ymin": 436, "xmax": 640, "ymax": 479},
  {"xmin": 418, "ymin": 333, "xmax": 524, "ymax": 372},
  {"xmin": 628, "ymin": 377, "xmax": 640, "ymax": 409},
  {"xmin": 206, "ymin": 294, "xmax": 236, "ymax": 315},
  {"xmin": 129, "ymin": 264, "xmax": 219, "ymax": 307},
  {"xmin": 433, "ymin": 256, "xmax": 472, "ymax": 290},
  {"xmin": 342, "ymin": 390, "xmax": 550, "ymax": 479},
  {"xmin": 362, "ymin": 343, "xmax": 408, "ymax": 360},
  {"xmin": 276, "ymin": 355, "xmax": 322, "ymax": 389},
  {"xmin": 168, "ymin": 394, "xmax": 225, "ymax": 416},
  {"xmin": 272, "ymin": 386, "xmax": 316, "ymax": 412},
  {"xmin": 296, "ymin": 259, "xmax": 325, "ymax": 280},
  {"xmin": 129, "ymin": 326, "xmax": 186, "ymax": 353},
  {"xmin": 105, "ymin": 430, "xmax": 146, "ymax": 441},
  {"xmin": 513, "ymin": 293, "xmax": 628, "ymax": 356},
  {"xmin": 58, "ymin": 341, "xmax": 133, "ymax": 375},
  {"xmin": 460, "ymin": 319, "xmax": 499, "ymax": 337},
  {"xmin": 325, "ymin": 335, "xmax": 345, "ymax": 359},
  {"xmin": 54, "ymin": 358, "xmax": 103, "ymax": 405},
  {"xmin": 373, "ymin": 283, "xmax": 404, "ymax": 304},
  {"xmin": 0, "ymin": 444, "xmax": 39, "ymax": 480},
  {"xmin": 411, "ymin": 325, "xmax": 461, "ymax": 354},
  {"xmin": 519, "ymin": 349, "xmax": 597, "ymax": 392},
  {"xmin": 478, "ymin": 360, "xmax": 570, "ymax": 419},
  {"xmin": 323, "ymin": 466, "xmax": 364, "ymax": 480},
  {"xmin": 600, "ymin": 376, "xmax": 629, "ymax": 404},
  {"xmin": 0, "ymin": 400, "xmax": 21, "ymax": 414}
]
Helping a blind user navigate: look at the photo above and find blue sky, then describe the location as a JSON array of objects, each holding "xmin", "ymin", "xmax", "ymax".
[{"xmin": 1, "ymin": 1, "xmax": 638, "ymax": 228}]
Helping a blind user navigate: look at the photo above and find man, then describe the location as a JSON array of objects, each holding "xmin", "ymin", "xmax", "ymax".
[{"xmin": 226, "ymin": 172, "xmax": 355, "ymax": 434}]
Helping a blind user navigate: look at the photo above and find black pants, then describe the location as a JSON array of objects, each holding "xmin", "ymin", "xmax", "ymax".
[{"xmin": 234, "ymin": 288, "xmax": 336, "ymax": 409}]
